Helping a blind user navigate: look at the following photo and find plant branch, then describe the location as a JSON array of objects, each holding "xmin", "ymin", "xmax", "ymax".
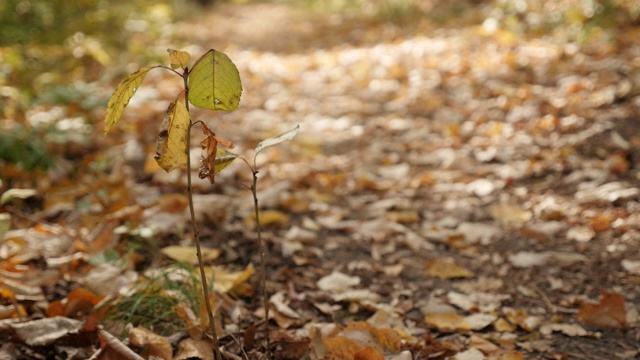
[
  {"xmin": 251, "ymin": 168, "xmax": 271, "ymax": 359},
  {"xmin": 184, "ymin": 72, "xmax": 222, "ymax": 360}
]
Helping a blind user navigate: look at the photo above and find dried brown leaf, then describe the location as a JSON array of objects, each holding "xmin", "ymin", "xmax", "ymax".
[
  {"xmin": 129, "ymin": 326, "xmax": 173, "ymax": 360},
  {"xmin": 198, "ymin": 122, "xmax": 235, "ymax": 184},
  {"xmin": 577, "ymin": 290, "xmax": 626, "ymax": 329}
]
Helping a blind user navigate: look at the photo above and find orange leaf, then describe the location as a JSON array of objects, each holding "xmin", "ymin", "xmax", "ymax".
[
  {"xmin": 589, "ymin": 214, "xmax": 612, "ymax": 233},
  {"xmin": 46, "ymin": 301, "xmax": 65, "ymax": 317},
  {"xmin": 324, "ymin": 336, "xmax": 362, "ymax": 360},
  {"xmin": 64, "ymin": 288, "xmax": 105, "ymax": 318},
  {"xmin": 577, "ymin": 290, "xmax": 626, "ymax": 328},
  {"xmin": 354, "ymin": 347, "xmax": 384, "ymax": 360}
]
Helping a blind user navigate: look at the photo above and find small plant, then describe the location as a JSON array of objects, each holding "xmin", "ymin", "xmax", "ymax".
[
  {"xmin": 107, "ymin": 263, "xmax": 202, "ymax": 337},
  {"xmin": 104, "ymin": 48, "xmax": 298, "ymax": 359}
]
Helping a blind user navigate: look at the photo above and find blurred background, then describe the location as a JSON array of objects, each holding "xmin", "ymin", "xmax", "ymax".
[{"xmin": 1, "ymin": 0, "xmax": 639, "ymax": 182}]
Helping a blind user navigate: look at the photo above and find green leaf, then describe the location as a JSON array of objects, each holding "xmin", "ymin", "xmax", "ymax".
[
  {"xmin": 188, "ymin": 49, "xmax": 242, "ymax": 111},
  {"xmin": 215, "ymin": 148, "xmax": 238, "ymax": 173},
  {"xmin": 167, "ymin": 49, "xmax": 190, "ymax": 69},
  {"xmin": 255, "ymin": 124, "xmax": 300, "ymax": 155},
  {"xmin": 154, "ymin": 100, "xmax": 190, "ymax": 172},
  {"xmin": 104, "ymin": 65, "xmax": 159, "ymax": 135}
]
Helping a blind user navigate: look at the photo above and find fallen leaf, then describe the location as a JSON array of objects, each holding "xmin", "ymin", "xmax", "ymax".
[
  {"xmin": 577, "ymin": 290, "xmax": 626, "ymax": 329},
  {"xmin": 447, "ymin": 291, "xmax": 511, "ymax": 312},
  {"xmin": 129, "ymin": 326, "xmax": 173, "ymax": 360},
  {"xmin": 96, "ymin": 329, "xmax": 145, "ymax": 360},
  {"xmin": 508, "ymin": 251, "xmax": 550, "ymax": 268},
  {"xmin": 12, "ymin": 317, "xmax": 83, "ymax": 346},
  {"xmin": 494, "ymin": 318, "xmax": 516, "ymax": 332},
  {"xmin": 354, "ymin": 347, "xmax": 385, "ymax": 360},
  {"xmin": 539, "ymin": 323, "xmax": 592, "ymax": 337},
  {"xmin": 207, "ymin": 264, "xmax": 254, "ymax": 294},
  {"xmin": 175, "ymin": 338, "xmax": 214, "ymax": 360},
  {"xmin": 245, "ymin": 210, "xmax": 290, "ymax": 227},
  {"xmin": 456, "ymin": 222, "xmax": 502, "ymax": 245},
  {"xmin": 452, "ymin": 348, "xmax": 484, "ymax": 360},
  {"xmin": 161, "ymin": 245, "xmax": 220, "ymax": 264},
  {"xmin": 621, "ymin": 260, "xmax": 640, "ymax": 274},
  {"xmin": 589, "ymin": 214, "xmax": 612, "ymax": 233},
  {"xmin": 490, "ymin": 203, "xmax": 532, "ymax": 223},
  {"xmin": 424, "ymin": 312, "xmax": 469, "ymax": 331},
  {"xmin": 46, "ymin": 288, "xmax": 104, "ymax": 318},
  {"xmin": 0, "ymin": 188, "xmax": 37, "ymax": 205},
  {"xmin": 575, "ymin": 181, "xmax": 639, "ymax": 203},
  {"xmin": 424, "ymin": 259, "xmax": 473, "ymax": 279},
  {"xmin": 502, "ymin": 350, "xmax": 524, "ymax": 360},
  {"xmin": 317, "ymin": 271, "xmax": 361, "ymax": 292}
]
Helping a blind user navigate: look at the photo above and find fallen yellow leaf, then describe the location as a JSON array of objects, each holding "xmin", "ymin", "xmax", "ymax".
[
  {"xmin": 245, "ymin": 210, "xmax": 290, "ymax": 226},
  {"xmin": 161, "ymin": 245, "xmax": 220, "ymax": 264},
  {"xmin": 424, "ymin": 259, "xmax": 473, "ymax": 279},
  {"xmin": 424, "ymin": 312, "xmax": 470, "ymax": 331}
]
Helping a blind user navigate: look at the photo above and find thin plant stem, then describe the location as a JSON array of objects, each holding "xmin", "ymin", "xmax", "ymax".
[
  {"xmin": 183, "ymin": 72, "xmax": 222, "ymax": 360},
  {"xmin": 251, "ymin": 162, "xmax": 271, "ymax": 359}
]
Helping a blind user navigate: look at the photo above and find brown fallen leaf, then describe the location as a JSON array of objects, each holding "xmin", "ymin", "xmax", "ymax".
[
  {"xmin": 96, "ymin": 329, "xmax": 145, "ymax": 360},
  {"xmin": 175, "ymin": 338, "xmax": 214, "ymax": 360},
  {"xmin": 129, "ymin": 326, "xmax": 173, "ymax": 360},
  {"xmin": 577, "ymin": 289, "xmax": 626, "ymax": 329}
]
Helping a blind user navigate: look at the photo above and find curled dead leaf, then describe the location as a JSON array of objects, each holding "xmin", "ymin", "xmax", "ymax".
[{"xmin": 198, "ymin": 122, "xmax": 235, "ymax": 184}]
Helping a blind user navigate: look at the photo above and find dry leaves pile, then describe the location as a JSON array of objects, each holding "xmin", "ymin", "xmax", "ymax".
[{"xmin": 1, "ymin": 1, "xmax": 640, "ymax": 359}]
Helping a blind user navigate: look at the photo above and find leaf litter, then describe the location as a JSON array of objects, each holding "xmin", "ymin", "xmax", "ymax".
[{"xmin": 2, "ymin": 1, "xmax": 640, "ymax": 359}]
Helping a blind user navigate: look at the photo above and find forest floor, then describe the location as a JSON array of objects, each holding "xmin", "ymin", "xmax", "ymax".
[{"xmin": 1, "ymin": 1, "xmax": 640, "ymax": 359}]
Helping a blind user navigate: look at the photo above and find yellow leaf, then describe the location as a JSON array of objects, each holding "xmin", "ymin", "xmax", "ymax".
[
  {"xmin": 205, "ymin": 264, "xmax": 254, "ymax": 294},
  {"xmin": 104, "ymin": 66, "xmax": 158, "ymax": 135},
  {"xmin": 161, "ymin": 245, "xmax": 220, "ymax": 264},
  {"xmin": 494, "ymin": 317, "xmax": 516, "ymax": 332},
  {"xmin": 167, "ymin": 48, "xmax": 190, "ymax": 69},
  {"xmin": 503, "ymin": 350, "xmax": 524, "ymax": 360},
  {"xmin": 490, "ymin": 203, "xmax": 532, "ymax": 223},
  {"xmin": 245, "ymin": 210, "xmax": 290, "ymax": 226},
  {"xmin": 214, "ymin": 148, "xmax": 237, "ymax": 173},
  {"xmin": 154, "ymin": 99, "xmax": 190, "ymax": 172},
  {"xmin": 424, "ymin": 312, "xmax": 470, "ymax": 331},
  {"xmin": 424, "ymin": 259, "xmax": 473, "ymax": 279},
  {"xmin": 188, "ymin": 49, "xmax": 242, "ymax": 111}
]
